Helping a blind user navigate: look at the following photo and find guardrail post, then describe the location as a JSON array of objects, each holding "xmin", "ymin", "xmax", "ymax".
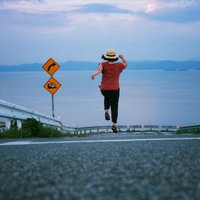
[
  {"xmin": 6, "ymin": 119, "xmax": 11, "ymax": 129},
  {"xmin": 17, "ymin": 120, "xmax": 22, "ymax": 129},
  {"xmin": 127, "ymin": 125, "xmax": 130, "ymax": 132}
]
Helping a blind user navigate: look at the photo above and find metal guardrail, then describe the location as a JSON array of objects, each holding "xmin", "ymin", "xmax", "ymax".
[
  {"xmin": 179, "ymin": 125, "xmax": 200, "ymax": 131},
  {"xmin": 0, "ymin": 99, "xmax": 179, "ymax": 134},
  {"xmin": 73, "ymin": 125, "xmax": 178, "ymax": 134},
  {"xmin": 0, "ymin": 99, "xmax": 72, "ymax": 131}
]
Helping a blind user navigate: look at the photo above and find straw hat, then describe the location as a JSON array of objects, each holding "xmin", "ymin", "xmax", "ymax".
[{"xmin": 103, "ymin": 49, "xmax": 118, "ymax": 59}]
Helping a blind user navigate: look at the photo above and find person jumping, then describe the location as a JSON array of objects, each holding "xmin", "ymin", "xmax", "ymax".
[{"xmin": 91, "ymin": 49, "xmax": 128, "ymax": 133}]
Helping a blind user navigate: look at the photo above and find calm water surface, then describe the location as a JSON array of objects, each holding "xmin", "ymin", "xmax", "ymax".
[{"xmin": 1, "ymin": 70, "xmax": 200, "ymax": 126}]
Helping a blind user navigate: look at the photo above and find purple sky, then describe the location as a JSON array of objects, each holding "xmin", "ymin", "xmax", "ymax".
[{"xmin": 1, "ymin": 0, "xmax": 200, "ymax": 65}]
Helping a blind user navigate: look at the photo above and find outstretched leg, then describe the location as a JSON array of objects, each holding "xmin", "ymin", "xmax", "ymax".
[
  {"xmin": 110, "ymin": 90, "xmax": 120, "ymax": 125},
  {"xmin": 101, "ymin": 90, "xmax": 110, "ymax": 110},
  {"xmin": 101, "ymin": 90, "xmax": 111, "ymax": 120}
]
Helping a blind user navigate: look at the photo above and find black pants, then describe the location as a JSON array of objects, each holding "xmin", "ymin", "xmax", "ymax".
[{"xmin": 101, "ymin": 89, "xmax": 120, "ymax": 123}]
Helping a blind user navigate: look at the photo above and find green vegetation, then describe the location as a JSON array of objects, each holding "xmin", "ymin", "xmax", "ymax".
[
  {"xmin": 99, "ymin": 131, "xmax": 106, "ymax": 133},
  {"xmin": 0, "ymin": 118, "xmax": 87, "ymax": 138},
  {"xmin": 177, "ymin": 129, "xmax": 200, "ymax": 134},
  {"xmin": 3, "ymin": 118, "xmax": 196, "ymax": 138}
]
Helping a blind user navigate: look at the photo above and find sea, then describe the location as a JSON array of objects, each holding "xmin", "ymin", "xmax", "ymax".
[{"xmin": 1, "ymin": 70, "xmax": 200, "ymax": 127}]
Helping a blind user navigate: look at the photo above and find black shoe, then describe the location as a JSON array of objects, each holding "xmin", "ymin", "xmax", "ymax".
[
  {"xmin": 105, "ymin": 112, "xmax": 110, "ymax": 120},
  {"xmin": 112, "ymin": 125, "xmax": 118, "ymax": 133}
]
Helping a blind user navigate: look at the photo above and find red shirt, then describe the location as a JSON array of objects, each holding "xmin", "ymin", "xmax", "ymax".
[{"xmin": 99, "ymin": 62, "xmax": 125, "ymax": 90}]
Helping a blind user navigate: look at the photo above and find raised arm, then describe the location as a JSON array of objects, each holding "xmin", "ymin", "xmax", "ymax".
[
  {"xmin": 119, "ymin": 55, "xmax": 128, "ymax": 68},
  {"xmin": 91, "ymin": 64, "xmax": 103, "ymax": 80}
]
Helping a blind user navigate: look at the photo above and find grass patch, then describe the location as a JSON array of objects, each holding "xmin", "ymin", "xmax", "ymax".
[
  {"xmin": 99, "ymin": 131, "xmax": 106, "ymax": 133},
  {"xmin": 0, "ymin": 118, "xmax": 87, "ymax": 138},
  {"xmin": 177, "ymin": 129, "xmax": 200, "ymax": 134},
  {"xmin": 0, "ymin": 128, "xmax": 32, "ymax": 138}
]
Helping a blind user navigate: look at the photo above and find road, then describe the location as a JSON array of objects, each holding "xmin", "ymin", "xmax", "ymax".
[{"xmin": 0, "ymin": 132, "xmax": 200, "ymax": 200}]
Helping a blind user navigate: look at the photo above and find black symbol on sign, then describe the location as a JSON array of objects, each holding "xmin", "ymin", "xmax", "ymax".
[
  {"xmin": 48, "ymin": 82, "xmax": 57, "ymax": 89},
  {"xmin": 48, "ymin": 63, "xmax": 56, "ymax": 71}
]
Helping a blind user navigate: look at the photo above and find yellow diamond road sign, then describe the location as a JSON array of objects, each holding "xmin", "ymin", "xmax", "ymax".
[
  {"xmin": 42, "ymin": 58, "xmax": 60, "ymax": 76},
  {"xmin": 43, "ymin": 77, "xmax": 62, "ymax": 95}
]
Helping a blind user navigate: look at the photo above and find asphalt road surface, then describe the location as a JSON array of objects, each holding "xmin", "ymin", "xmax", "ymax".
[{"xmin": 0, "ymin": 132, "xmax": 200, "ymax": 200}]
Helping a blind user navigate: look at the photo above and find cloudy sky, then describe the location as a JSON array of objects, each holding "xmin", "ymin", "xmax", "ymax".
[{"xmin": 0, "ymin": 0, "xmax": 200, "ymax": 65}]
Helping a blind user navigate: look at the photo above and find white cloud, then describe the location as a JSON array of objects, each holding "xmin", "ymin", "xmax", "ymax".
[
  {"xmin": 0, "ymin": 0, "xmax": 197, "ymax": 13},
  {"xmin": 1, "ymin": 0, "xmax": 131, "ymax": 14},
  {"xmin": 0, "ymin": 0, "xmax": 200, "ymax": 64},
  {"xmin": 1, "ymin": 0, "xmax": 199, "ymax": 25},
  {"xmin": 0, "ymin": 0, "xmax": 74, "ymax": 13}
]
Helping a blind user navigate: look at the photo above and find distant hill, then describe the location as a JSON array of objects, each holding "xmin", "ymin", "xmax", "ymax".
[
  {"xmin": 0, "ymin": 60, "xmax": 200, "ymax": 72},
  {"xmin": 128, "ymin": 60, "xmax": 200, "ymax": 71}
]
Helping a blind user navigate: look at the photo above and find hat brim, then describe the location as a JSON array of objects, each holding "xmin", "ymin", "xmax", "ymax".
[{"xmin": 104, "ymin": 54, "xmax": 118, "ymax": 59}]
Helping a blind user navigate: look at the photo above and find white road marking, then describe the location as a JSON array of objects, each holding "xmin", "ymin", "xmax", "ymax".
[
  {"xmin": 1, "ymin": 141, "xmax": 33, "ymax": 145},
  {"xmin": 0, "ymin": 137, "xmax": 200, "ymax": 146}
]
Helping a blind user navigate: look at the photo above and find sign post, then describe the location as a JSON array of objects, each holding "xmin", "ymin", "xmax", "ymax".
[
  {"xmin": 42, "ymin": 58, "xmax": 62, "ymax": 118},
  {"xmin": 52, "ymin": 94, "xmax": 54, "ymax": 117}
]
